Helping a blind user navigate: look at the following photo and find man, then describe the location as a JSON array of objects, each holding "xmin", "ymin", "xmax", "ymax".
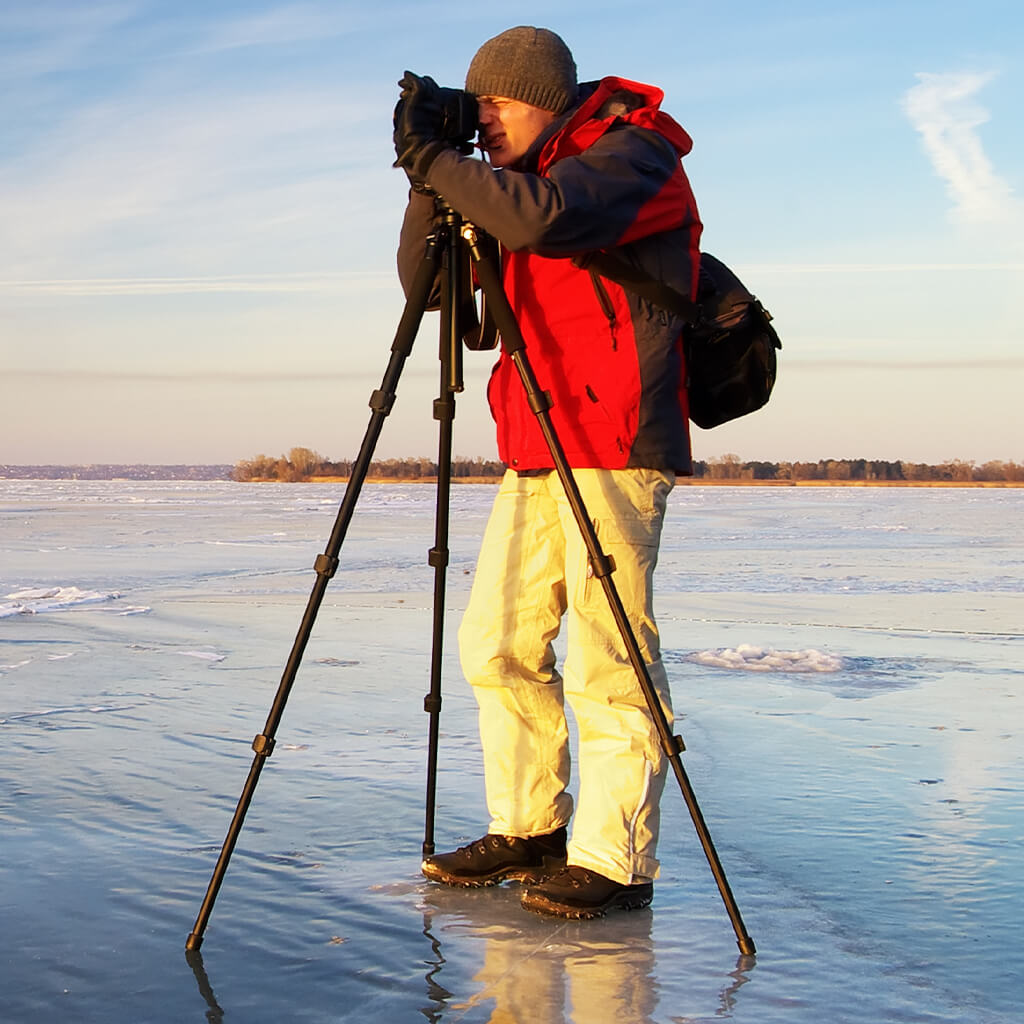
[{"xmin": 394, "ymin": 26, "xmax": 702, "ymax": 918}]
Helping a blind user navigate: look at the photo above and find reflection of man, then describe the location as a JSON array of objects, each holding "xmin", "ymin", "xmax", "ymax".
[
  {"xmin": 471, "ymin": 916, "xmax": 657, "ymax": 1023},
  {"xmin": 419, "ymin": 883, "xmax": 658, "ymax": 1023},
  {"xmin": 420, "ymin": 890, "xmax": 754, "ymax": 1023},
  {"xmin": 395, "ymin": 26, "xmax": 702, "ymax": 919}
]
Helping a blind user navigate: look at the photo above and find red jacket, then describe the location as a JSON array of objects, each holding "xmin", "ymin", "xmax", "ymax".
[{"xmin": 399, "ymin": 77, "xmax": 702, "ymax": 473}]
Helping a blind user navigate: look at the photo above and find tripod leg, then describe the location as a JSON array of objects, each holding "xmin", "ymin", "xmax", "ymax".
[
  {"xmin": 466, "ymin": 230, "xmax": 755, "ymax": 956},
  {"xmin": 185, "ymin": 235, "xmax": 443, "ymax": 952},
  {"xmin": 423, "ymin": 222, "xmax": 463, "ymax": 857}
]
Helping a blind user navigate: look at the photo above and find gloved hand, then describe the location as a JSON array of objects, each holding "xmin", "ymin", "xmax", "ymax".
[{"xmin": 393, "ymin": 71, "xmax": 449, "ymax": 185}]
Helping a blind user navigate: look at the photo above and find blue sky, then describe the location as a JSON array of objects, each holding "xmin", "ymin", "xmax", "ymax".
[{"xmin": 2, "ymin": 1, "xmax": 1021, "ymax": 466}]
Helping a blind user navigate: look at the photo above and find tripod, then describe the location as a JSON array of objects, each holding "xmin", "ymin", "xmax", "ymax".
[{"xmin": 185, "ymin": 198, "xmax": 755, "ymax": 957}]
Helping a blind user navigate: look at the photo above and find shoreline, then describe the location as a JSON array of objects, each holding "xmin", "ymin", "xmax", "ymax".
[
  {"xmin": 304, "ymin": 476, "xmax": 1024, "ymax": 488},
  {"xmin": 6, "ymin": 476, "xmax": 1017, "ymax": 488}
]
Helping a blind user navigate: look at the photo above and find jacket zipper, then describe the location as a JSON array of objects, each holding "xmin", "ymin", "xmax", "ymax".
[{"xmin": 587, "ymin": 269, "xmax": 618, "ymax": 351}]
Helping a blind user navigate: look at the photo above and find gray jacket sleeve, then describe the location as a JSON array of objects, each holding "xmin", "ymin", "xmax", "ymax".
[
  {"xmin": 421, "ymin": 125, "xmax": 678, "ymax": 255},
  {"xmin": 396, "ymin": 189, "xmax": 438, "ymax": 297}
]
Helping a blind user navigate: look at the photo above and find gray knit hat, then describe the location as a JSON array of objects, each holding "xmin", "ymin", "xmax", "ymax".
[{"xmin": 465, "ymin": 26, "xmax": 578, "ymax": 114}]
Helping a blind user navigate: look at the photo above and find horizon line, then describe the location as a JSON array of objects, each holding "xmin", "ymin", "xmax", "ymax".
[
  {"xmin": 6, "ymin": 358, "xmax": 1024, "ymax": 381},
  {"xmin": 3, "ymin": 262, "xmax": 1023, "ymax": 297},
  {"xmin": 3, "ymin": 455, "xmax": 1019, "ymax": 468}
]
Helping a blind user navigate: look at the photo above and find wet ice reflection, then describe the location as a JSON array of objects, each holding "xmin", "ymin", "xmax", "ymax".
[{"xmin": 1, "ymin": 481, "xmax": 1020, "ymax": 1022}]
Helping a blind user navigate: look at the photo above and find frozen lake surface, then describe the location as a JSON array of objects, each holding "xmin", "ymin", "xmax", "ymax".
[{"xmin": 1, "ymin": 480, "xmax": 1021, "ymax": 1022}]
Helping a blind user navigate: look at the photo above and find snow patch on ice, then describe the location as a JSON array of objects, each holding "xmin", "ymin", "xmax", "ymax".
[
  {"xmin": 687, "ymin": 644, "xmax": 844, "ymax": 673},
  {"xmin": 177, "ymin": 650, "xmax": 227, "ymax": 662},
  {"xmin": 1, "ymin": 704, "xmax": 135, "ymax": 724},
  {"xmin": 0, "ymin": 586, "xmax": 122, "ymax": 617},
  {"xmin": 1, "ymin": 658, "xmax": 34, "ymax": 672}
]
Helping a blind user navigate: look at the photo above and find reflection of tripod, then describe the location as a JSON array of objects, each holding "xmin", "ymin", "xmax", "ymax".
[{"xmin": 185, "ymin": 198, "xmax": 755, "ymax": 956}]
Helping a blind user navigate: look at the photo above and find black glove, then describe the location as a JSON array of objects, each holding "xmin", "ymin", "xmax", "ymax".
[{"xmin": 393, "ymin": 71, "xmax": 449, "ymax": 184}]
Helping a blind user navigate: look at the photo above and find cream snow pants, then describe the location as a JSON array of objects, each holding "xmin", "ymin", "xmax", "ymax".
[{"xmin": 458, "ymin": 467, "xmax": 675, "ymax": 885}]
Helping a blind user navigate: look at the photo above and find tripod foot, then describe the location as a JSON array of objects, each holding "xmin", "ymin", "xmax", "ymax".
[{"xmin": 737, "ymin": 935, "xmax": 756, "ymax": 956}]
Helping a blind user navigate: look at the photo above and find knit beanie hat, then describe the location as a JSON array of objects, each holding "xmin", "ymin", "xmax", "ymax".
[{"xmin": 465, "ymin": 26, "xmax": 578, "ymax": 114}]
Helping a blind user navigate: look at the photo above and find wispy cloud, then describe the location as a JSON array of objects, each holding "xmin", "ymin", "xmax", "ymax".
[
  {"xmin": 0, "ymin": 5, "xmax": 413, "ymax": 282},
  {"xmin": 0, "ymin": 271, "xmax": 393, "ymax": 297},
  {"xmin": 194, "ymin": 2, "xmax": 376, "ymax": 54},
  {"xmin": 786, "ymin": 358, "xmax": 1024, "ymax": 370},
  {"xmin": 0, "ymin": 2, "xmax": 145, "ymax": 80},
  {"xmin": 739, "ymin": 262, "xmax": 1024, "ymax": 274},
  {"xmin": 903, "ymin": 71, "xmax": 1018, "ymax": 225},
  {"xmin": 0, "ymin": 81, "xmax": 395, "ymax": 280},
  {"xmin": 7, "ymin": 263, "xmax": 1020, "ymax": 297},
  {"xmin": 3, "ymin": 366, "xmax": 445, "ymax": 382}
]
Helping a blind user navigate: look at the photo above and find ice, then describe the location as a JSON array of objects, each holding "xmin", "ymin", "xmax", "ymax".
[{"xmin": 0, "ymin": 479, "xmax": 1021, "ymax": 1023}]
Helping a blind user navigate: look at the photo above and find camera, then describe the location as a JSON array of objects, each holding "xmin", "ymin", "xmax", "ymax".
[{"xmin": 435, "ymin": 86, "xmax": 478, "ymax": 153}]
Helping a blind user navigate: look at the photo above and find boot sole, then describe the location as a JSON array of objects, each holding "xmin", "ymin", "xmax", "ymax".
[
  {"xmin": 521, "ymin": 885, "xmax": 653, "ymax": 919},
  {"xmin": 421, "ymin": 855, "xmax": 567, "ymax": 889}
]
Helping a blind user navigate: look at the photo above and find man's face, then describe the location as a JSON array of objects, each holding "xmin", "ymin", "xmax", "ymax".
[{"xmin": 477, "ymin": 96, "xmax": 557, "ymax": 168}]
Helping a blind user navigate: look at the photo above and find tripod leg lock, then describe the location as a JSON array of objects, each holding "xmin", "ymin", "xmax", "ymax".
[
  {"xmin": 369, "ymin": 388, "xmax": 396, "ymax": 414},
  {"xmin": 665, "ymin": 734, "xmax": 685, "ymax": 755},
  {"xmin": 424, "ymin": 694, "xmax": 442, "ymax": 714},
  {"xmin": 314, "ymin": 553, "xmax": 339, "ymax": 579},
  {"xmin": 526, "ymin": 389, "xmax": 552, "ymax": 414},
  {"xmin": 428, "ymin": 546, "xmax": 449, "ymax": 568},
  {"xmin": 252, "ymin": 733, "xmax": 277, "ymax": 757}
]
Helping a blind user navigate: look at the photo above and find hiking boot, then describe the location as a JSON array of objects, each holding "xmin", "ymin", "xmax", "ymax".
[
  {"xmin": 421, "ymin": 827, "xmax": 567, "ymax": 888},
  {"xmin": 521, "ymin": 865, "xmax": 654, "ymax": 919}
]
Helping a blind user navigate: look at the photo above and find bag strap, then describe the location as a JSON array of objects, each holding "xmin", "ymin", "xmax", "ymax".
[{"xmin": 573, "ymin": 250, "xmax": 699, "ymax": 323}]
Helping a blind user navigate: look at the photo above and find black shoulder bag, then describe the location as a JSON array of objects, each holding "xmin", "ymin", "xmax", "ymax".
[{"xmin": 575, "ymin": 250, "xmax": 782, "ymax": 430}]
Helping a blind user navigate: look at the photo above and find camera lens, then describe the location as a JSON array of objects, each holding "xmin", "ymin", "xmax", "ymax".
[{"xmin": 438, "ymin": 87, "xmax": 478, "ymax": 152}]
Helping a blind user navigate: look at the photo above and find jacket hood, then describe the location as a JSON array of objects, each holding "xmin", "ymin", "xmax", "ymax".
[{"xmin": 536, "ymin": 76, "xmax": 693, "ymax": 172}]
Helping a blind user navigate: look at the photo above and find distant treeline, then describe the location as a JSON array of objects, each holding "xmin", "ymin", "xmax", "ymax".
[
  {"xmin": 231, "ymin": 448, "xmax": 506, "ymax": 482},
  {"xmin": 1, "ymin": 464, "xmax": 234, "ymax": 481},
  {"xmin": 231, "ymin": 449, "xmax": 1024, "ymax": 483},
  {"xmin": 692, "ymin": 455, "xmax": 1024, "ymax": 482}
]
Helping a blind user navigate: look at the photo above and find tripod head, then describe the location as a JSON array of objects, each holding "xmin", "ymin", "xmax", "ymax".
[{"xmin": 428, "ymin": 196, "xmax": 500, "ymax": 353}]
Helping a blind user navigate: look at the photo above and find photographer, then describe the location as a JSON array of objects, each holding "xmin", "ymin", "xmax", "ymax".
[{"xmin": 394, "ymin": 26, "xmax": 702, "ymax": 919}]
